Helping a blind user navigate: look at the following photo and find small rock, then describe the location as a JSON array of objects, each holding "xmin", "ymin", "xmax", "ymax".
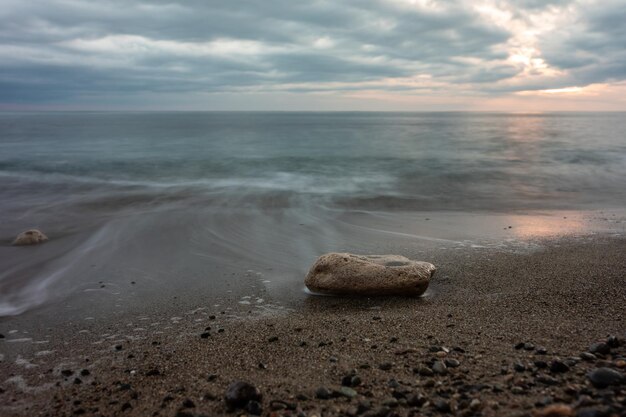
[
  {"xmin": 315, "ymin": 387, "xmax": 331, "ymax": 400},
  {"xmin": 532, "ymin": 404, "xmax": 574, "ymax": 417},
  {"xmin": 586, "ymin": 367, "xmax": 625, "ymax": 388},
  {"xmin": 536, "ymin": 347, "xmax": 548, "ymax": 355},
  {"xmin": 145, "ymin": 369, "xmax": 160, "ymax": 376},
  {"xmin": 407, "ymin": 393, "xmax": 427, "ymax": 407},
  {"xmin": 379, "ymin": 362, "xmax": 393, "ymax": 371},
  {"xmin": 12, "ymin": 229, "xmax": 48, "ymax": 246},
  {"xmin": 340, "ymin": 386, "xmax": 358, "ymax": 398},
  {"xmin": 416, "ymin": 366, "xmax": 434, "ymax": 377},
  {"xmin": 200, "ymin": 332, "xmax": 210, "ymax": 339},
  {"xmin": 268, "ymin": 336, "xmax": 279, "ymax": 343},
  {"xmin": 431, "ymin": 361, "xmax": 447, "ymax": 375},
  {"xmin": 514, "ymin": 362, "xmax": 526, "ymax": 372},
  {"xmin": 444, "ymin": 358, "xmax": 460, "ymax": 368},
  {"xmin": 524, "ymin": 343, "xmax": 535, "ymax": 351},
  {"xmin": 182, "ymin": 398, "xmax": 195, "ymax": 408},
  {"xmin": 246, "ymin": 401, "xmax": 263, "ymax": 415},
  {"xmin": 580, "ymin": 352, "xmax": 597, "ymax": 361},
  {"xmin": 588, "ymin": 343, "xmax": 610, "ymax": 355},
  {"xmin": 536, "ymin": 374, "xmax": 559, "ymax": 385},
  {"xmin": 606, "ymin": 335, "xmax": 619, "ymax": 348},
  {"xmin": 382, "ymin": 398, "xmax": 398, "ymax": 408},
  {"xmin": 469, "ymin": 398, "xmax": 481, "ymax": 411},
  {"xmin": 432, "ymin": 398, "xmax": 451, "ymax": 412},
  {"xmin": 550, "ymin": 360, "xmax": 570, "ymax": 373},
  {"xmin": 224, "ymin": 381, "xmax": 262, "ymax": 409},
  {"xmin": 535, "ymin": 360, "xmax": 549, "ymax": 369}
]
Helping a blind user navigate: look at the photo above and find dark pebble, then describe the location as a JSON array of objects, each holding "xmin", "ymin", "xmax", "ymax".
[
  {"xmin": 114, "ymin": 345, "xmax": 122, "ymax": 351},
  {"xmin": 351, "ymin": 376, "xmax": 362, "ymax": 386},
  {"xmin": 550, "ymin": 359, "xmax": 570, "ymax": 373},
  {"xmin": 417, "ymin": 367, "xmax": 434, "ymax": 377},
  {"xmin": 209, "ymin": 315, "xmax": 216, "ymax": 320},
  {"xmin": 200, "ymin": 332, "xmax": 210, "ymax": 339},
  {"xmin": 407, "ymin": 393, "xmax": 427, "ymax": 407},
  {"xmin": 145, "ymin": 369, "xmax": 160, "ymax": 376},
  {"xmin": 536, "ymin": 373, "xmax": 559, "ymax": 385},
  {"xmin": 315, "ymin": 387, "xmax": 331, "ymax": 400},
  {"xmin": 586, "ymin": 367, "xmax": 625, "ymax": 388},
  {"xmin": 536, "ymin": 346, "xmax": 548, "ymax": 355},
  {"xmin": 207, "ymin": 374, "xmax": 218, "ymax": 381},
  {"xmin": 589, "ymin": 343, "xmax": 610, "ymax": 355},
  {"xmin": 80, "ymin": 369, "xmax": 90, "ymax": 376},
  {"xmin": 379, "ymin": 362, "xmax": 393, "ymax": 371},
  {"xmin": 606, "ymin": 335, "xmax": 620, "ymax": 348},
  {"xmin": 73, "ymin": 378, "xmax": 82, "ymax": 385},
  {"xmin": 0, "ymin": 334, "xmax": 4, "ymax": 338},
  {"xmin": 581, "ymin": 352, "xmax": 597, "ymax": 361},
  {"xmin": 514, "ymin": 362, "xmax": 526, "ymax": 372},
  {"xmin": 182, "ymin": 398, "xmax": 195, "ymax": 408},
  {"xmin": 445, "ymin": 358, "xmax": 460, "ymax": 368},
  {"xmin": 534, "ymin": 360, "xmax": 548, "ymax": 369},
  {"xmin": 514, "ymin": 342, "xmax": 525, "ymax": 350},
  {"xmin": 432, "ymin": 398, "xmax": 451, "ymax": 412},
  {"xmin": 224, "ymin": 381, "xmax": 262, "ymax": 409},
  {"xmin": 217, "ymin": 328, "xmax": 224, "ymax": 333},
  {"xmin": 121, "ymin": 402, "xmax": 131, "ymax": 411},
  {"xmin": 341, "ymin": 375, "xmax": 353, "ymax": 386},
  {"xmin": 246, "ymin": 401, "xmax": 263, "ymax": 415},
  {"xmin": 61, "ymin": 369, "xmax": 73, "ymax": 377},
  {"xmin": 268, "ymin": 336, "xmax": 279, "ymax": 343}
]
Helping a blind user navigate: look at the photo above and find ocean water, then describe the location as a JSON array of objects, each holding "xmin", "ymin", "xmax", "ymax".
[{"xmin": 1, "ymin": 112, "xmax": 625, "ymax": 316}]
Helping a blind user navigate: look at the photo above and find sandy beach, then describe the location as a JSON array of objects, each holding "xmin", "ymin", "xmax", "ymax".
[{"xmin": 1, "ymin": 233, "xmax": 624, "ymax": 417}]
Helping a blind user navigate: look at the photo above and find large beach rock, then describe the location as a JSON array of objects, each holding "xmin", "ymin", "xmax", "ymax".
[
  {"xmin": 305, "ymin": 253, "xmax": 435, "ymax": 296},
  {"xmin": 12, "ymin": 229, "xmax": 48, "ymax": 246}
]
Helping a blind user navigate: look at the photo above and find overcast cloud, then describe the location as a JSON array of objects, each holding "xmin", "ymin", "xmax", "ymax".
[{"xmin": 0, "ymin": 0, "xmax": 624, "ymax": 110}]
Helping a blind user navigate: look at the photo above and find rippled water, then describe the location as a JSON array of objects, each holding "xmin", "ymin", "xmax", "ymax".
[{"xmin": 1, "ymin": 112, "xmax": 625, "ymax": 316}]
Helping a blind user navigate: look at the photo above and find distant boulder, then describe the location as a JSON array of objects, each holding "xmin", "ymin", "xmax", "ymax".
[
  {"xmin": 305, "ymin": 253, "xmax": 435, "ymax": 296},
  {"xmin": 12, "ymin": 229, "xmax": 48, "ymax": 246}
]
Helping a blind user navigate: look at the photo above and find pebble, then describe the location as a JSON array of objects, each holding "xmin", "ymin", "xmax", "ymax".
[
  {"xmin": 432, "ymin": 398, "xmax": 451, "ymax": 412},
  {"xmin": 378, "ymin": 362, "xmax": 393, "ymax": 371},
  {"xmin": 535, "ymin": 360, "xmax": 549, "ymax": 369},
  {"xmin": 268, "ymin": 336, "xmax": 279, "ymax": 343},
  {"xmin": 432, "ymin": 361, "xmax": 447, "ymax": 375},
  {"xmin": 514, "ymin": 362, "xmax": 526, "ymax": 372},
  {"xmin": 315, "ymin": 387, "xmax": 331, "ymax": 400},
  {"xmin": 580, "ymin": 352, "xmax": 597, "ymax": 361},
  {"xmin": 182, "ymin": 398, "xmax": 195, "ymax": 408},
  {"xmin": 340, "ymin": 386, "xmax": 358, "ymax": 398},
  {"xmin": 246, "ymin": 401, "xmax": 263, "ymax": 415},
  {"xmin": 536, "ymin": 346, "xmax": 548, "ymax": 355},
  {"xmin": 224, "ymin": 381, "xmax": 262, "ymax": 409},
  {"xmin": 536, "ymin": 374, "xmax": 559, "ymax": 385},
  {"xmin": 533, "ymin": 404, "xmax": 574, "ymax": 417},
  {"xmin": 586, "ymin": 367, "xmax": 625, "ymax": 388},
  {"xmin": 606, "ymin": 335, "xmax": 620, "ymax": 348},
  {"xmin": 445, "ymin": 358, "xmax": 460, "ymax": 368},
  {"xmin": 407, "ymin": 393, "xmax": 427, "ymax": 407},
  {"xmin": 588, "ymin": 343, "xmax": 610, "ymax": 355},
  {"xmin": 145, "ymin": 369, "xmax": 160, "ymax": 376},
  {"xmin": 416, "ymin": 366, "xmax": 434, "ymax": 377},
  {"xmin": 200, "ymin": 332, "xmax": 210, "ymax": 339},
  {"xmin": 550, "ymin": 360, "xmax": 570, "ymax": 373}
]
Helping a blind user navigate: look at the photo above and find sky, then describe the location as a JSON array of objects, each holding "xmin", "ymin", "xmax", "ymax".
[{"xmin": 1, "ymin": 0, "xmax": 625, "ymax": 111}]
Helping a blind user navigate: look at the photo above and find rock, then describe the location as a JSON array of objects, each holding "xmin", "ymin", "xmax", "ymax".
[
  {"xmin": 586, "ymin": 367, "xmax": 625, "ymax": 388},
  {"xmin": 550, "ymin": 360, "xmax": 570, "ymax": 373},
  {"xmin": 588, "ymin": 343, "xmax": 610, "ymax": 355},
  {"xmin": 12, "ymin": 229, "xmax": 48, "ymax": 246},
  {"xmin": 445, "ymin": 358, "xmax": 460, "ymax": 368},
  {"xmin": 532, "ymin": 404, "xmax": 574, "ymax": 417},
  {"xmin": 580, "ymin": 352, "xmax": 597, "ymax": 361},
  {"xmin": 315, "ymin": 387, "xmax": 331, "ymax": 400},
  {"xmin": 304, "ymin": 253, "xmax": 435, "ymax": 296},
  {"xmin": 432, "ymin": 361, "xmax": 447, "ymax": 375},
  {"xmin": 340, "ymin": 387, "xmax": 358, "ymax": 398},
  {"xmin": 379, "ymin": 362, "xmax": 393, "ymax": 371},
  {"xmin": 224, "ymin": 381, "xmax": 262, "ymax": 409},
  {"xmin": 432, "ymin": 398, "xmax": 451, "ymax": 412},
  {"xmin": 514, "ymin": 362, "xmax": 526, "ymax": 372},
  {"xmin": 246, "ymin": 401, "xmax": 263, "ymax": 415}
]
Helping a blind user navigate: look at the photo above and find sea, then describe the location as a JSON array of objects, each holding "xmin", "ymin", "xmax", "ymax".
[{"xmin": 1, "ymin": 112, "xmax": 625, "ymax": 316}]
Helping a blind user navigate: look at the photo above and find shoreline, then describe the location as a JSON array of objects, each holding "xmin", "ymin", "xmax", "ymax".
[{"xmin": 1, "ymin": 234, "xmax": 625, "ymax": 416}]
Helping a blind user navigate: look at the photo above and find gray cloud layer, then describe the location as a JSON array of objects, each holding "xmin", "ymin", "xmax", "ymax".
[{"xmin": 0, "ymin": 0, "xmax": 624, "ymax": 107}]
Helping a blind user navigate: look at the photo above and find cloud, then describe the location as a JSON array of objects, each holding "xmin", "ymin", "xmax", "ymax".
[{"xmin": 0, "ymin": 0, "xmax": 624, "ymax": 109}]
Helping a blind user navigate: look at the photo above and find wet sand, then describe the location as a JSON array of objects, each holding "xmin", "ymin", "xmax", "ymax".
[{"xmin": 1, "ymin": 234, "xmax": 625, "ymax": 417}]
